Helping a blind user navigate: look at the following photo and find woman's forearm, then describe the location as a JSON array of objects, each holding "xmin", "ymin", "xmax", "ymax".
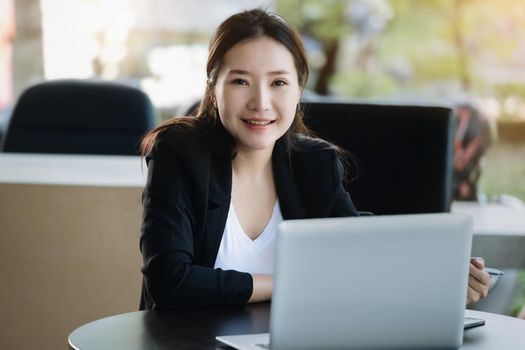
[{"xmin": 248, "ymin": 274, "xmax": 273, "ymax": 303}]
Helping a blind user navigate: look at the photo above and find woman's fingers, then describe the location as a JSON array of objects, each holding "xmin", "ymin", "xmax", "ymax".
[
  {"xmin": 469, "ymin": 263, "xmax": 491, "ymax": 286},
  {"xmin": 470, "ymin": 257, "xmax": 485, "ymax": 270},
  {"xmin": 466, "ymin": 263, "xmax": 490, "ymax": 305}
]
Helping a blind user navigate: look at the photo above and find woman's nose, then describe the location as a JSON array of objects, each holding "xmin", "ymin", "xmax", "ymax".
[{"xmin": 247, "ymin": 85, "xmax": 271, "ymax": 112}]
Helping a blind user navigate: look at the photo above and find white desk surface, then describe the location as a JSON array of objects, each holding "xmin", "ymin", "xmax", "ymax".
[
  {"xmin": 0, "ymin": 152, "xmax": 146, "ymax": 187},
  {"xmin": 0, "ymin": 153, "xmax": 523, "ymax": 268},
  {"xmin": 452, "ymin": 201, "xmax": 525, "ymax": 236},
  {"xmin": 1, "ymin": 153, "xmax": 523, "ymax": 235}
]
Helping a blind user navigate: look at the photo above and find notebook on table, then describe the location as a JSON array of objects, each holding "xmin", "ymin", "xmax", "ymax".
[{"xmin": 217, "ymin": 213, "xmax": 475, "ymax": 350}]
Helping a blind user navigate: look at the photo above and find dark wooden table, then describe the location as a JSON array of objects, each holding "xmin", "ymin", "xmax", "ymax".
[
  {"xmin": 69, "ymin": 303, "xmax": 525, "ymax": 350},
  {"xmin": 69, "ymin": 302, "xmax": 270, "ymax": 349}
]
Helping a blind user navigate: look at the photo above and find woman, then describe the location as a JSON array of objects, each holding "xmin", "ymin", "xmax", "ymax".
[{"xmin": 139, "ymin": 9, "xmax": 490, "ymax": 310}]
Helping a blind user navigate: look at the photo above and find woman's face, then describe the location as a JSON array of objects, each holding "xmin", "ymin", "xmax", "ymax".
[{"xmin": 214, "ymin": 36, "xmax": 301, "ymax": 153}]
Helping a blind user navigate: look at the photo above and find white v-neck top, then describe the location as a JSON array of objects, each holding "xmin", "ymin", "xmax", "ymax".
[{"xmin": 213, "ymin": 201, "xmax": 282, "ymax": 275}]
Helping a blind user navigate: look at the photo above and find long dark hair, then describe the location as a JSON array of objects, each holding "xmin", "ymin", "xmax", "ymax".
[{"xmin": 141, "ymin": 8, "xmax": 310, "ymax": 157}]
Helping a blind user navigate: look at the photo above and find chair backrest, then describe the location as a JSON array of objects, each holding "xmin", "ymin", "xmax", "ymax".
[
  {"xmin": 1, "ymin": 79, "xmax": 156, "ymax": 155},
  {"xmin": 303, "ymin": 100, "xmax": 454, "ymax": 215}
]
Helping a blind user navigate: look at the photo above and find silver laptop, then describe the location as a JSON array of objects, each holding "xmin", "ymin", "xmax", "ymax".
[{"xmin": 217, "ymin": 213, "xmax": 473, "ymax": 350}]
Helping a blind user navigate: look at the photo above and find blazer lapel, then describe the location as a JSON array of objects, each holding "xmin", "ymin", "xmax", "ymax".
[
  {"xmin": 201, "ymin": 153, "xmax": 231, "ymax": 267},
  {"xmin": 208, "ymin": 153, "xmax": 231, "ymax": 208},
  {"xmin": 273, "ymin": 140, "xmax": 308, "ymax": 220}
]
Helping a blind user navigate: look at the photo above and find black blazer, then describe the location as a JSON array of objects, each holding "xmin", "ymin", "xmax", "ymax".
[{"xmin": 140, "ymin": 125, "xmax": 358, "ymax": 310}]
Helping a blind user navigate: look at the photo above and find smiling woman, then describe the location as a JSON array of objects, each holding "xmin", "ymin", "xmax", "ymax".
[
  {"xmin": 138, "ymin": 8, "xmax": 359, "ymax": 310},
  {"xmin": 137, "ymin": 8, "xmax": 490, "ymax": 311}
]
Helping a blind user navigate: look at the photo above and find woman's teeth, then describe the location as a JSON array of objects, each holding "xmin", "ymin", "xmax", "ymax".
[{"xmin": 245, "ymin": 120, "xmax": 273, "ymax": 125}]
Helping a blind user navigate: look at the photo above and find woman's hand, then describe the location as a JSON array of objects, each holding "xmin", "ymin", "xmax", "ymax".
[
  {"xmin": 248, "ymin": 274, "xmax": 273, "ymax": 303},
  {"xmin": 467, "ymin": 257, "xmax": 491, "ymax": 305}
]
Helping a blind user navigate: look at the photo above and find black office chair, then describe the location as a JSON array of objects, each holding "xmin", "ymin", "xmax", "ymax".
[
  {"xmin": 302, "ymin": 100, "xmax": 455, "ymax": 215},
  {"xmin": 1, "ymin": 79, "xmax": 156, "ymax": 155}
]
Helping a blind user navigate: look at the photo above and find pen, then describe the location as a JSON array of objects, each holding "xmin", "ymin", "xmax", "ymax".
[{"xmin": 485, "ymin": 267, "xmax": 504, "ymax": 276}]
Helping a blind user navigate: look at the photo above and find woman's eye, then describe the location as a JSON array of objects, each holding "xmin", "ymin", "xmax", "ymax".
[
  {"xmin": 231, "ymin": 79, "xmax": 248, "ymax": 85},
  {"xmin": 272, "ymin": 80, "xmax": 287, "ymax": 87}
]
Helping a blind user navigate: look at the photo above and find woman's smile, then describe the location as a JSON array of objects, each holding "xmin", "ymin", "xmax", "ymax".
[{"xmin": 241, "ymin": 117, "xmax": 276, "ymax": 129}]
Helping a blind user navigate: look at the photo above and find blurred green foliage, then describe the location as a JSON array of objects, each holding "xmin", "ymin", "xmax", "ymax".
[
  {"xmin": 330, "ymin": 70, "xmax": 398, "ymax": 98},
  {"xmin": 277, "ymin": 0, "xmax": 353, "ymax": 40},
  {"xmin": 278, "ymin": 0, "xmax": 525, "ymax": 112},
  {"xmin": 480, "ymin": 143, "xmax": 525, "ymax": 201},
  {"xmin": 511, "ymin": 270, "xmax": 525, "ymax": 316}
]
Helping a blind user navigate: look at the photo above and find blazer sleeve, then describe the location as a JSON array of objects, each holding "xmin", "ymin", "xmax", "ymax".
[
  {"xmin": 140, "ymin": 134, "xmax": 253, "ymax": 309},
  {"xmin": 329, "ymin": 153, "xmax": 360, "ymax": 217}
]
